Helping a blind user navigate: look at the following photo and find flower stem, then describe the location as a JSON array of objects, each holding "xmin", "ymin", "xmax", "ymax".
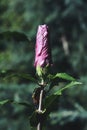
[
  {"xmin": 38, "ymin": 89, "xmax": 43, "ymax": 111},
  {"xmin": 37, "ymin": 87, "xmax": 44, "ymax": 130},
  {"xmin": 37, "ymin": 121, "xmax": 42, "ymax": 130}
]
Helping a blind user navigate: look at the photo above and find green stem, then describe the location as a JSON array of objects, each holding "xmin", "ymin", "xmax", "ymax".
[
  {"xmin": 37, "ymin": 79, "xmax": 44, "ymax": 130},
  {"xmin": 38, "ymin": 89, "xmax": 43, "ymax": 111},
  {"xmin": 37, "ymin": 120, "xmax": 42, "ymax": 130}
]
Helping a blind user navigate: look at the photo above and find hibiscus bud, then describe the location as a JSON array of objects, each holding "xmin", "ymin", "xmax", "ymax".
[
  {"xmin": 34, "ymin": 24, "xmax": 52, "ymax": 77},
  {"xmin": 34, "ymin": 25, "xmax": 52, "ymax": 67}
]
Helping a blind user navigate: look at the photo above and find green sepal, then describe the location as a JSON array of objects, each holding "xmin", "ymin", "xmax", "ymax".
[
  {"xmin": 36, "ymin": 66, "xmax": 43, "ymax": 77},
  {"xmin": 36, "ymin": 65, "xmax": 50, "ymax": 82}
]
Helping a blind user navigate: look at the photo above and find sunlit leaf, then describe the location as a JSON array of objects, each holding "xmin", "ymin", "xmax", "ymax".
[
  {"xmin": 54, "ymin": 81, "xmax": 82, "ymax": 95},
  {"xmin": 29, "ymin": 81, "xmax": 82, "ymax": 125},
  {"xmin": 48, "ymin": 73, "xmax": 75, "ymax": 81},
  {"xmin": 44, "ymin": 81, "xmax": 82, "ymax": 117}
]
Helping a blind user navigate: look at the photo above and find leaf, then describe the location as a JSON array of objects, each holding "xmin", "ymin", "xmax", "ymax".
[
  {"xmin": 0, "ymin": 99, "xmax": 33, "ymax": 109},
  {"xmin": 44, "ymin": 95, "xmax": 58, "ymax": 114},
  {"xmin": 13, "ymin": 101, "xmax": 33, "ymax": 108},
  {"xmin": 0, "ymin": 31, "xmax": 30, "ymax": 42},
  {"xmin": 29, "ymin": 109, "xmax": 46, "ymax": 127},
  {"xmin": 44, "ymin": 81, "xmax": 82, "ymax": 117},
  {"xmin": 0, "ymin": 99, "xmax": 13, "ymax": 106},
  {"xmin": 17, "ymin": 73, "xmax": 37, "ymax": 83},
  {"xmin": 48, "ymin": 73, "xmax": 76, "ymax": 81},
  {"xmin": 0, "ymin": 70, "xmax": 37, "ymax": 83},
  {"xmin": 54, "ymin": 81, "xmax": 82, "ymax": 95},
  {"xmin": 29, "ymin": 81, "xmax": 82, "ymax": 126},
  {"xmin": 29, "ymin": 111, "xmax": 39, "ymax": 127}
]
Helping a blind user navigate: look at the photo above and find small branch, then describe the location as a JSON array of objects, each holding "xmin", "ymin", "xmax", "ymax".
[
  {"xmin": 37, "ymin": 122, "xmax": 42, "ymax": 130},
  {"xmin": 38, "ymin": 90, "xmax": 43, "ymax": 112},
  {"xmin": 37, "ymin": 88, "xmax": 44, "ymax": 130}
]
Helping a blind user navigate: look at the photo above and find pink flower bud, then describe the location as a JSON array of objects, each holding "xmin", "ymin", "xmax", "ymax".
[{"xmin": 34, "ymin": 25, "xmax": 52, "ymax": 68}]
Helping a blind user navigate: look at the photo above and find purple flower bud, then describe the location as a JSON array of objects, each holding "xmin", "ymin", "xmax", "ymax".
[{"xmin": 34, "ymin": 24, "xmax": 52, "ymax": 68}]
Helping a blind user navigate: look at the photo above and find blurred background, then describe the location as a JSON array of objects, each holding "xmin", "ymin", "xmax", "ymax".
[{"xmin": 0, "ymin": 0, "xmax": 87, "ymax": 130}]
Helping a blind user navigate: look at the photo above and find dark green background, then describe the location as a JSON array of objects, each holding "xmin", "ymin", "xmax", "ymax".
[{"xmin": 0, "ymin": 0, "xmax": 87, "ymax": 130}]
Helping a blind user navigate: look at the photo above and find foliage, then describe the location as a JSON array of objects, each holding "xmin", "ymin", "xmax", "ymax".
[{"xmin": 0, "ymin": 0, "xmax": 87, "ymax": 130}]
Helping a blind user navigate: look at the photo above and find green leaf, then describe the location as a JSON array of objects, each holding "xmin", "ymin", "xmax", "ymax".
[
  {"xmin": 0, "ymin": 70, "xmax": 37, "ymax": 83},
  {"xmin": 0, "ymin": 99, "xmax": 13, "ymax": 105},
  {"xmin": 54, "ymin": 81, "xmax": 82, "ymax": 95},
  {"xmin": 44, "ymin": 81, "xmax": 82, "ymax": 117},
  {"xmin": 29, "ymin": 81, "xmax": 82, "ymax": 126},
  {"xmin": 44, "ymin": 95, "xmax": 58, "ymax": 113},
  {"xmin": 13, "ymin": 101, "xmax": 33, "ymax": 108},
  {"xmin": 48, "ymin": 73, "xmax": 76, "ymax": 81},
  {"xmin": 0, "ymin": 99, "xmax": 33, "ymax": 109},
  {"xmin": 29, "ymin": 109, "xmax": 46, "ymax": 127},
  {"xmin": 17, "ymin": 73, "xmax": 37, "ymax": 83},
  {"xmin": 29, "ymin": 111, "xmax": 39, "ymax": 127},
  {"xmin": 0, "ymin": 31, "xmax": 30, "ymax": 42}
]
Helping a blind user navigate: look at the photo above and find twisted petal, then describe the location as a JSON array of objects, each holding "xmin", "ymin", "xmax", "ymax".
[{"xmin": 34, "ymin": 25, "xmax": 52, "ymax": 67}]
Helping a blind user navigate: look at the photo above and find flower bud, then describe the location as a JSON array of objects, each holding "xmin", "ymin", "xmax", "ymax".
[
  {"xmin": 34, "ymin": 25, "xmax": 52, "ymax": 78},
  {"xmin": 34, "ymin": 24, "xmax": 52, "ymax": 68}
]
